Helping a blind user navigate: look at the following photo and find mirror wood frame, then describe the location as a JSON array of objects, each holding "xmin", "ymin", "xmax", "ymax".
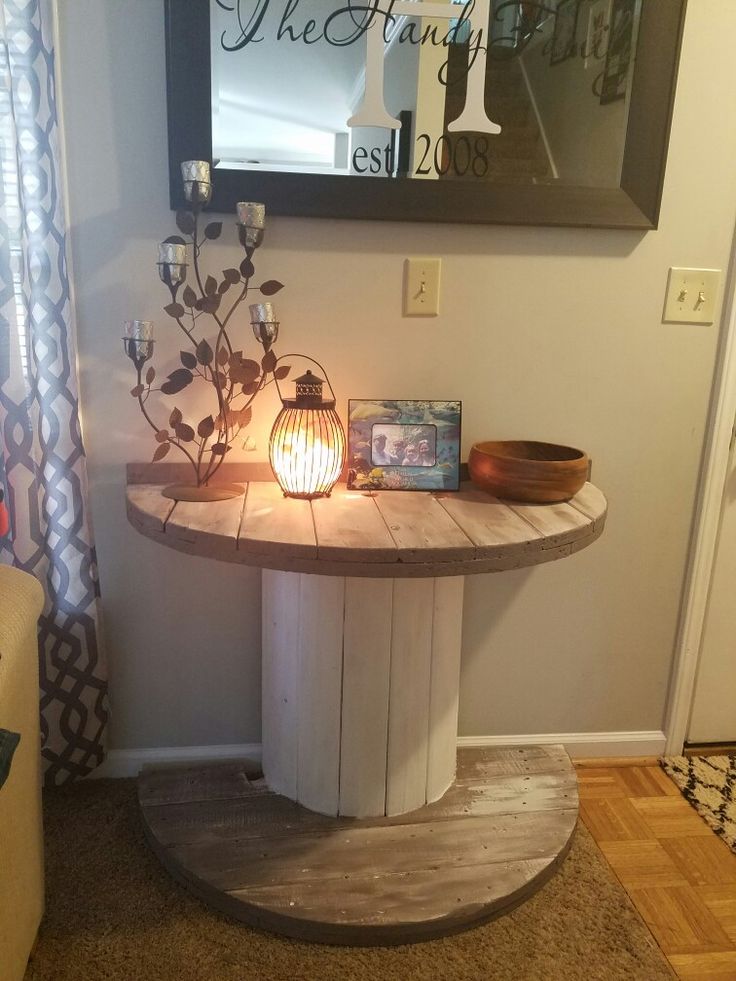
[{"xmin": 164, "ymin": 0, "xmax": 687, "ymax": 229}]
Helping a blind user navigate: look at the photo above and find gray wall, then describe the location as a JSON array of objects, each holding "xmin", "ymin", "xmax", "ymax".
[{"xmin": 57, "ymin": 0, "xmax": 736, "ymax": 751}]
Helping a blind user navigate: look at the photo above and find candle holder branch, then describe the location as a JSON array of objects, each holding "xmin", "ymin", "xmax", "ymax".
[{"xmin": 124, "ymin": 162, "xmax": 289, "ymax": 502}]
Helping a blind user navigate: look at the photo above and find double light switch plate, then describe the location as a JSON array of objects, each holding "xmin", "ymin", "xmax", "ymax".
[{"xmin": 663, "ymin": 267, "xmax": 721, "ymax": 325}]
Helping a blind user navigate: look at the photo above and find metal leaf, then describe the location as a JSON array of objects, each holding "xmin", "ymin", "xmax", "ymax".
[
  {"xmin": 223, "ymin": 268, "xmax": 240, "ymax": 285},
  {"xmin": 205, "ymin": 275, "xmax": 217, "ymax": 296},
  {"xmin": 197, "ymin": 415, "xmax": 215, "ymax": 439},
  {"xmin": 216, "ymin": 346, "xmax": 229, "ymax": 365},
  {"xmin": 160, "ymin": 369, "xmax": 193, "ymax": 395},
  {"xmin": 238, "ymin": 406, "xmax": 252, "ymax": 427},
  {"xmin": 175, "ymin": 210, "xmax": 195, "ymax": 236},
  {"xmin": 130, "ymin": 384, "xmax": 144, "ymax": 398},
  {"xmin": 274, "ymin": 365, "xmax": 291, "ymax": 381},
  {"xmin": 210, "ymin": 443, "xmax": 227, "ymax": 456},
  {"xmin": 196, "ymin": 339, "xmax": 213, "ymax": 366},
  {"xmin": 152, "ymin": 442, "xmax": 171, "ymax": 463},
  {"xmin": 240, "ymin": 258, "xmax": 255, "ymax": 279},
  {"xmin": 169, "ymin": 407, "xmax": 183, "ymax": 427},
  {"xmin": 201, "ymin": 294, "xmax": 220, "ymax": 314},
  {"xmin": 165, "ymin": 302, "xmax": 185, "ymax": 319},
  {"xmin": 180, "ymin": 350, "xmax": 197, "ymax": 369},
  {"xmin": 155, "ymin": 429, "xmax": 169, "ymax": 444},
  {"xmin": 242, "ymin": 381, "xmax": 259, "ymax": 396},
  {"xmin": 183, "ymin": 285, "xmax": 198, "ymax": 308},
  {"xmin": 260, "ymin": 280, "xmax": 284, "ymax": 297},
  {"xmin": 175, "ymin": 422, "xmax": 196, "ymax": 442},
  {"xmin": 146, "ymin": 366, "xmax": 156, "ymax": 385},
  {"xmin": 261, "ymin": 349, "xmax": 277, "ymax": 373},
  {"xmin": 204, "ymin": 221, "xmax": 223, "ymax": 240}
]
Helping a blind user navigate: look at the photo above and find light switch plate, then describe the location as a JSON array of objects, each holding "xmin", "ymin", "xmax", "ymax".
[
  {"xmin": 663, "ymin": 267, "xmax": 721, "ymax": 324},
  {"xmin": 404, "ymin": 257, "xmax": 441, "ymax": 316}
]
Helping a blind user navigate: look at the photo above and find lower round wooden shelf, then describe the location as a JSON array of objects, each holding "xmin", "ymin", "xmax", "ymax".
[{"xmin": 138, "ymin": 745, "xmax": 578, "ymax": 946}]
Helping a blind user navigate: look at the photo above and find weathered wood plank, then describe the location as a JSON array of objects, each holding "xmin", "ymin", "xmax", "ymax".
[
  {"xmin": 296, "ymin": 574, "xmax": 345, "ymax": 816},
  {"xmin": 385, "ymin": 579, "xmax": 434, "ymax": 815},
  {"xmin": 126, "ymin": 484, "xmax": 176, "ymax": 534},
  {"xmin": 261, "ymin": 570, "xmax": 300, "ymax": 801},
  {"xmin": 164, "ymin": 489, "xmax": 245, "ymax": 555},
  {"xmin": 311, "ymin": 487, "xmax": 397, "ymax": 562},
  {"xmin": 426, "ymin": 577, "xmax": 465, "ymax": 803},
  {"xmin": 339, "ymin": 578, "xmax": 393, "ymax": 817},
  {"xmin": 436, "ymin": 488, "xmax": 543, "ymax": 549},
  {"xmin": 506, "ymin": 499, "xmax": 590, "ymax": 547},
  {"xmin": 373, "ymin": 492, "xmax": 475, "ymax": 562},
  {"xmin": 568, "ymin": 482, "xmax": 608, "ymax": 523},
  {"xmin": 139, "ymin": 761, "xmax": 259, "ymax": 807},
  {"xmin": 240, "ymin": 481, "xmax": 317, "ymax": 558}
]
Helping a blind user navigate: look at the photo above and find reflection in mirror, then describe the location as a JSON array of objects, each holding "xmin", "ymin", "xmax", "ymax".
[{"xmin": 210, "ymin": 0, "xmax": 640, "ymax": 188}]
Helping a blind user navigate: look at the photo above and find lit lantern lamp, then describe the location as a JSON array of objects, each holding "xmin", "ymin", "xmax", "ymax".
[{"xmin": 269, "ymin": 366, "xmax": 345, "ymax": 500}]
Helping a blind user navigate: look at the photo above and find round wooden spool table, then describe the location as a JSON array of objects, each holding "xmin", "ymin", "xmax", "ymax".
[{"xmin": 126, "ymin": 475, "xmax": 607, "ymax": 945}]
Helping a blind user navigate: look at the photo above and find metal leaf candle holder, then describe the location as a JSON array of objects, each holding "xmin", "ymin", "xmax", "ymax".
[{"xmin": 124, "ymin": 160, "xmax": 288, "ymax": 502}]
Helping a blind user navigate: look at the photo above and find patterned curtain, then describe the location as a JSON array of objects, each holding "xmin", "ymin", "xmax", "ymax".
[{"xmin": 0, "ymin": 0, "xmax": 107, "ymax": 784}]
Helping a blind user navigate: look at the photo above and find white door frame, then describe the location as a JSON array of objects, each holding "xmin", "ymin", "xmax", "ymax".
[{"xmin": 665, "ymin": 226, "xmax": 736, "ymax": 754}]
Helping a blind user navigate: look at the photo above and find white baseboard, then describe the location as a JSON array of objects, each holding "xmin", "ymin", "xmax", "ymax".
[
  {"xmin": 457, "ymin": 730, "xmax": 666, "ymax": 759},
  {"xmin": 92, "ymin": 743, "xmax": 263, "ymax": 779},
  {"xmin": 92, "ymin": 730, "xmax": 665, "ymax": 778}
]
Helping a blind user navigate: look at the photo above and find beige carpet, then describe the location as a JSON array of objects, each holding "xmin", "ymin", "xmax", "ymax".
[
  {"xmin": 661, "ymin": 755, "xmax": 736, "ymax": 852},
  {"xmin": 25, "ymin": 780, "xmax": 672, "ymax": 981}
]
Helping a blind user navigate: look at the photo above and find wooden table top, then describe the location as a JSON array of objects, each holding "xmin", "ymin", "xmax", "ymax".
[{"xmin": 126, "ymin": 480, "xmax": 607, "ymax": 579}]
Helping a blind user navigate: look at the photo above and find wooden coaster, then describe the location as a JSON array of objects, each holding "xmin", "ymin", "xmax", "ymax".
[{"xmin": 138, "ymin": 746, "xmax": 578, "ymax": 946}]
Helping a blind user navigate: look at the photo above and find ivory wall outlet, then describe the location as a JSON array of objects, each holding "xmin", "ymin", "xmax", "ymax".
[
  {"xmin": 404, "ymin": 257, "xmax": 441, "ymax": 316},
  {"xmin": 663, "ymin": 267, "xmax": 721, "ymax": 324}
]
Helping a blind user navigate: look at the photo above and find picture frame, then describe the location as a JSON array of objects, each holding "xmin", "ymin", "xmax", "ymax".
[
  {"xmin": 164, "ymin": 0, "xmax": 687, "ymax": 231},
  {"xmin": 600, "ymin": 0, "xmax": 636, "ymax": 104},
  {"xmin": 550, "ymin": 0, "xmax": 580, "ymax": 67},
  {"xmin": 347, "ymin": 400, "xmax": 462, "ymax": 492}
]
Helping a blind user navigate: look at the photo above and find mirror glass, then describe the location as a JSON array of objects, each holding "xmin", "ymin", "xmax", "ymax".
[{"xmin": 210, "ymin": 0, "xmax": 640, "ymax": 188}]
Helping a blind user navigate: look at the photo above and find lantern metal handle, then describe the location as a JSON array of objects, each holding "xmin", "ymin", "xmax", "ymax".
[{"xmin": 272, "ymin": 353, "xmax": 338, "ymax": 405}]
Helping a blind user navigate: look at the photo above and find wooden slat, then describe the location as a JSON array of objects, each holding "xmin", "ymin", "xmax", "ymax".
[
  {"xmin": 311, "ymin": 487, "xmax": 397, "ymax": 563},
  {"xmin": 261, "ymin": 570, "xmax": 300, "ymax": 800},
  {"xmin": 507, "ymin": 500, "xmax": 591, "ymax": 547},
  {"xmin": 385, "ymin": 579, "xmax": 434, "ymax": 815},
  {"xmin": 239, "ymin": 481, "xmax": 317, "ymax": 558},
  {"xmin": 436, "ymin": 488, "xmax": 543, "ymax": 550},
  {"xmin": 373, "ymin": 492, "xmax": 475, "ymax": 562},
  {"xmin": 139, "ymin": 761, "xmax": 260, "ymax": 807},
  {"xmin": 126, "ymin": 484, "xmax": 175, "ymax": 534},
  {"xmin": 339, "ymin": 578, "xmax": 393, "ymax": 817},
  {"xmin": 165, "ymin": 489, "xmax": 245, "ymax": 555},
  {"xmin": 296, "ymin": 574, "xmax": 345, "ymax": 816},
  {"xmin": 426, "ymin": 577, "xmax": 464, "ymax": 803},
  {"xmin": 568, "ymin": 482, "xmax": 608, "ymax": 522}
]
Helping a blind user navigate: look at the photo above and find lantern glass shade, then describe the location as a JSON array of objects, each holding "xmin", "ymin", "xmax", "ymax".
[{"xmin": 269, "ymin": 406, "xmax": 345, "ymax": 500}]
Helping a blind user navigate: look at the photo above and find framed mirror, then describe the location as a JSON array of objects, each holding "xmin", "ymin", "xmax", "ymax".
[{"xmin": 165, "ymin": 0, "xmax": 686, "ymax": 229}]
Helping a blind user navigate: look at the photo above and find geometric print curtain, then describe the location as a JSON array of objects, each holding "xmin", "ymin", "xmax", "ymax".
[{"xmin": 0, "ymin": 0, "xmax": 107, "ymax": 784}]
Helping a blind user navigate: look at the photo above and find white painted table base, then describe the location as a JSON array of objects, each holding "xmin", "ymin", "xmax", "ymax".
[{"xmin": 262, "ymin": 571, "xmax": 464, "ymax": 817}]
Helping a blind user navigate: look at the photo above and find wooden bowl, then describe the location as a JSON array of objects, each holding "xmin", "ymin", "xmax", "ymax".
[{"xmin": 467, "ymin": 440, "xmax": 589, "ymax": 504}]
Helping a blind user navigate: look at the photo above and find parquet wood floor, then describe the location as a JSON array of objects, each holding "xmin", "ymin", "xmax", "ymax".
[{"xmin": 577, "ymin": 761, "xmax": 736, "ymax": 979}]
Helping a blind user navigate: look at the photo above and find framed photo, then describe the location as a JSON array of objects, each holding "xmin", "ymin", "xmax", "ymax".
[
  {"xmin": 550, "ymin": 0, "xmax": 580, "ymax": 67},
  {"xmin": 347, "ymin": 400, "xmax": 462, "ymax": 492},
  {"xmin": 600, "ymin": 0, "xmax": 636, "ymax": 104}
]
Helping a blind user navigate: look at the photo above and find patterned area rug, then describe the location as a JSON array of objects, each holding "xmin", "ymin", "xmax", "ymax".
[{"xmin": 660, "ymin": 755, "xmax": 736, "ymax": 852}]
